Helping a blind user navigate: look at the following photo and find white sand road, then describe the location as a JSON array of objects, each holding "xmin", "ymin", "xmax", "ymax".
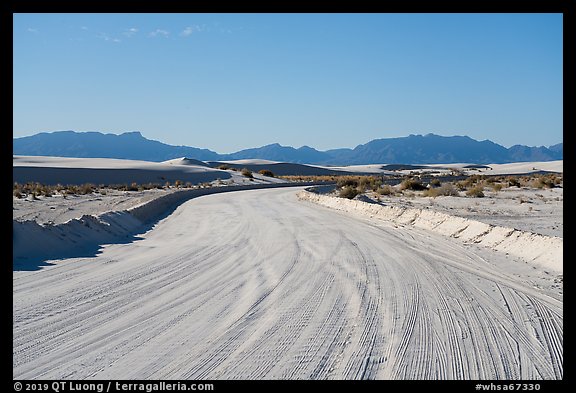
[{"xmin": 13, "ymin": 187, "xmax": 562, "ymax": 380}]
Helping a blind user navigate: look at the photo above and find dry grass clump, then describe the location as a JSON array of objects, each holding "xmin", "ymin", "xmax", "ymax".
[
  {"xmin": 13, "ymin": 179, "xmax": 201, "ymax": 199},
  {"xmin": 376, "ymin": 184, "xmax": 396, "ymax": 196},
  {"xmin": 241, "ymin": 168, "xmax": 253, "ymax": 178},
  {"xmin": 339, "ymin": 186, "xmax": 359, "ymax": 199},
  {"xmin": 399, "ymin": 178, "xmax": 427, "ymax": 191},
  {"xmin": 429, "ymin": 178, "xmax": 441, "ymax": 187},
  {"xmin": 278, "ymin": 175, "xmax": 338, "ymax": 182},
  {"xmin": 258, "ymin": 169, "xmax": 275, "ymax": 177},
  {"xmin": 423, "ymin": 183, "xmax": 459, "ymax": 197},
  {"xmin": 491, "ymin": 183, "xmax": 503, "ymax": 192},
  {"xmin": 531, "ymin": 175, "xmax": 557, "ymax": 189},
  {"xmin": 466, "ymin": 185, "xmax": 485, "ymax": 198}
]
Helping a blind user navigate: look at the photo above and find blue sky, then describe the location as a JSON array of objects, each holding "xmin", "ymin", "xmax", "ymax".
[{"xmin": 13, "ymin": 13, "xmax": 562, "ymax": 153}]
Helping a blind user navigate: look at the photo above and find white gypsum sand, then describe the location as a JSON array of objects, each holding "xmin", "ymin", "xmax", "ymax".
[
  {"xmin": 13, "ymin": 158, "xmax": 562, "ymax": 380},
  {"xmin": 365, "ymin": 187, "xmax": 563, "ymax": 238},
  {"xmin": 13, "ymin": 155, "xmax": 286, "ymax": 186},
  {"xmin": 14, "ymin": 187, "xmax": 562, "ymax": 379},
  {"xmin": 297, "ymin": 189, "xmax": 562, "ymax": 274}
]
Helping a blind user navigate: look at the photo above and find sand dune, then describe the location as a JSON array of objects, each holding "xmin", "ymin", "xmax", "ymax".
[
  {"xmin": 207, "ymin": 161, "xmax": 356, "ymax": 176},
  {"xmin": 162, "ymin": 157, "xmax": 211, "ymax": 167},
  {"xmin": 14, "ymin": 156, "xmax": 231, "ymax": 185},
  {"xmin": 207, "ymin": 159, "xmax": 563, "ymax": 176}
]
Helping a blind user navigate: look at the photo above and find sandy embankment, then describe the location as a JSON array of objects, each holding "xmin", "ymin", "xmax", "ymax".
[
  {"xmin": 13, "ymin": 182, "xmax": 316, "ymax": 269},
  {"xmin": 297, "ymin": 189, "xmax": 562, "ymax": 274}
]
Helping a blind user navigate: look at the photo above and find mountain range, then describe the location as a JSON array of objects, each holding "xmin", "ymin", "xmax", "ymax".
[{"xmin": 13, "ymin": 131, "xmax": 563, "ymax": 165}]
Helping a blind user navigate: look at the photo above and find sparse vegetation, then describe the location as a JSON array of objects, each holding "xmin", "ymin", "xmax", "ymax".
[
  {"xmin": 423, "ymin": 183, "xmax": 458, "ymax": 197},
  {"xmin": 216, "ymin": 164, "xmax": 231, "ymax": 170},
  {"xmin": 241, "ymin": 168, "xmax": 253, "ymax": 178},
  {"xmin": 531, "ymin": 175, "xmax": 556, "ymax": 189},
  {"xmin": 491, "ymin": 183, "xmax": 503, "ymax": 192},
  {"xmin": 466, "ymin": 185, "xmax": 485, "ymax": 198},
  {"xmin": 12, "ymin": 179, "xmax": 203, "ymax": 199},
  {"xmin": 278, "ymin": 175, "xmax": 338, "ymax": 182},
  {"xmin": 258, "ymin": 169, "xmax": 275, "ymax": 177},
  {"xmin": 376, "ymin": 184, "xmax": 395, "ymax": 196},
  {"xmin": 399, "ymin": 178, "xmax": 427, "ymax": 191},
  {"xmin": 430, "ymin": 178, "xmax": 441, "ymax": 188},
  {"xmin": 506, "ymin": 176, "xmax": 521, "ymax": 188},
  {"xmin": 339, "ymin": 186, "xmax": 359, "ymax": 199}
]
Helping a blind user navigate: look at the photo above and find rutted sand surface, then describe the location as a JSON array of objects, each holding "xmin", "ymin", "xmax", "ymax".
[
  {"xmin": 13, "ymin": 187, "xmax": 562, "ymax": 380},
  {"xmin": 297, "ymin": 190, "xmax": 562, "ymax": 274},
  {"xmin": 368, "ymin": 187, "xmax": 563, "ymax": 238}
]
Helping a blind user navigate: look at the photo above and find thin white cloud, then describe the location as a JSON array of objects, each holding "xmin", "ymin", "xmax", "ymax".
[
  {"xmin": 123, "ymin": 27, "xmax": 138, "ymax": 37},
  {"xmin": 96, "ymin": 33, "xmax": 121, "ymax": 43},
  {"xmin": 80, "ymin": 26, "xmax": 89, "ymax": 31},
  {"xmin": 26, "ymin": 28, "xmax": 39, "ymax": 33},
  {"xmin": 180, "ymin": 25, "xmax": 205, "ymax": 37},
  {"xmin": 181, "ymin": 26, "xmax": 194, "ymax": 37},
  {"xmin": 149, "ymin": 29, "xmax": 169, "ymax": 38}
]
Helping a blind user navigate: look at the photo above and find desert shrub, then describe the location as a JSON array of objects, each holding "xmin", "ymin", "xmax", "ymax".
[
  {"xmin": 79, "ymin": 183, "xmax": 95, "ymax": 195},
  {"xmin": 455, "ymin": 181, "xmax": 468, "ymax": 191},
  {"xmin": 423, "ymin": 183, "xmax": 458, "ymax": 197},
  {"xmin": 491, "ymin": 183, "xmax": 503, "ymax": 192},
  {"xmin": 377, "ymin": 184, "xmax": 395, "ymax": 196},
  {"xmin": 466, "ymin": 185, "xmax": 485, "ymax": 198},
  {"xmin": 334, "ymin": 176, "xmax": 381, "ymax": 193},
  {"xmin": 258, "ymin": 169, "xmax": 275, "ymax": 177},
  {"xmin": 506, "ymin": 176, "xmax": 520, "ymax": 187},
  {"xmin": 400, "ymin": 178, "xmax": 427, "ymax": 191},
  {"xmin": 217, "ymin": 164, "xmax": 230, "ymax": 170},
  {"xmin": 278, "ymin": 175, "xmax": 338, "ymax": 183},
  {"xmin": 534, "ymin": 175, "xmax": 556, "ymax": 189},
  {"xmin": 430, "ymin": 178, "xmax": 441, "ymax": 187},
  {"xmin": 423, "ymin": 188, "xmax": 439, "ymax": 197},
  {"xmin": 336, "ymin": 176, "xmax": 359, "ymax": 188},
  {"xmin": 339, "ymin": 186, "xmax": 359, "ymax": 199},
  {"xmin": 438, "ymin": 183, "xmax": 458, "ymax": 196},
  {"xmin": 241, "ymin": 168, "xmax": 253, "ymax": 178},
  {"xmin": 13, "ymin": 189, "xmax": 23, "ymax": 198},
  {"xmin": 358, "ymin": 177, "xmax": 370, "ymax": 192}
]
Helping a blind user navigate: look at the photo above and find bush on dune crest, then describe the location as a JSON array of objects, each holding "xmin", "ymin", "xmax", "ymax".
[{"xmin": 241, "ymin": 168, "xmax": 253, "ymax": 178}]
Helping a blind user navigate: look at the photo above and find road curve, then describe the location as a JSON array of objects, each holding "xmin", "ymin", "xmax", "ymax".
[{"xmin": 13, "ymin": 187, "xmax": 563, "ymax": 380}]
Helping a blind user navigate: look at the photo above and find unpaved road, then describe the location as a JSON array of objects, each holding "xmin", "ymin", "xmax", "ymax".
[{"xmin": 13, "ymin": 188, "xmax": 563, "ymax": 379}]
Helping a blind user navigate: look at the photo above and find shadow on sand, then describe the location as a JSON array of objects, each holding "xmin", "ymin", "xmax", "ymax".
[{"xmin": 13, "ymin": 208, "xmax": 176, "ymax": 272}]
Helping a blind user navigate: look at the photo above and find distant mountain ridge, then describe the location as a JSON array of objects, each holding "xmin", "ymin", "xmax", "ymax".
[{"xmin": 13, "ymin": 131, "xmax": 562, "ymax": 165}]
